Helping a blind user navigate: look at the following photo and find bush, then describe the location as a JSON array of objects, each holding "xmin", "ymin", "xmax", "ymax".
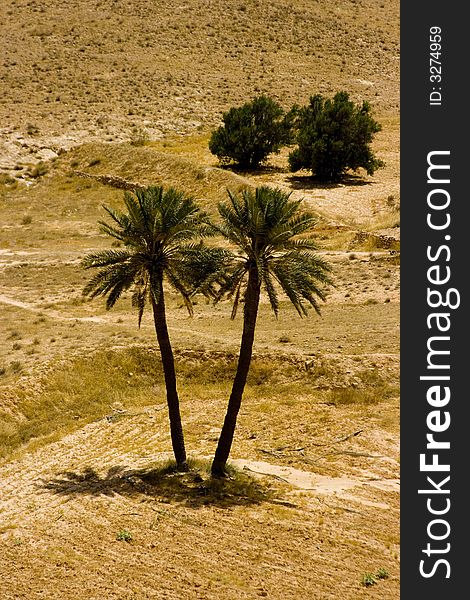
[
  {"xmin": 361, "ymin": 572, "xmax": 377, "ymax": 587},
  {"xmin": 209, "ymin": 95, "xmax": 292, "ymax": 169},
  {"xmin": 360, "ymin": 568, "xmax": 389, "ymax": 587},
  {"xmin": 116, "ymin": 529, "xmax": 132, "ymax": 542},
  {"xmin": 288, "ymin": 91, "xmax": 384, "ymax": 181},
  {"xmin": 130, "ymin": 126, "xmax": 150, "ymax": 146},
  {"xmin": 27, "ymin": 161, "xmax": 48, "ymax": 179}
]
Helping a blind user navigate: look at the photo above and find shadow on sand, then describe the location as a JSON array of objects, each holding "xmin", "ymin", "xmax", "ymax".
[
  {"xmin": 217, "ymin": 163, "xmax": 287, "ymax": 177},
  {"xmin": 38, "ymin": 462, "xmax": 279, "ymax": 509}
]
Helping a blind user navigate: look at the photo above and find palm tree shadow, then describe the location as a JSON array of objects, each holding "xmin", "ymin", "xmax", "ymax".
[{"xmin": 38, "ymin": 463, "xmax": 276, "ymax": 508}]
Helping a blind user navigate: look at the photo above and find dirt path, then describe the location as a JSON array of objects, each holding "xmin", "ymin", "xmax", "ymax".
[
  {"xmin": 232, "ymin": 459, "xmax": 399, "ymax": 508},
  {"xmin": 0, "ymin": 293, "xmax": 108, "ymax": 323}
]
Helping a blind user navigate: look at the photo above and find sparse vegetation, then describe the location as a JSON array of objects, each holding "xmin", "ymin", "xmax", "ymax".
[
  {"xmin": 130, "ymin": 126, "xmax": 150, "ymax": 147},
  {"xmin": 26, "ymin": 162, "xmax": 48, "ymax": 179},
  {"xmin": 0, "ymin": 346, "xmax": 397, "ymax": 461},
  {"xmin": 26, "ymin": 123, "xmax": 40, "ymax": 136},
  {"xmin": 0, "ymin": 1, "xmax": 399, "ymax": 596},
  {"xmin": 116, "ymin": 529, "xmax": 133, "ymax": 542},
  {"xmin": 0, "ymin": 348, "xmax": 166, "ymax": 460},
  {"xmin": 10, "ymin": 360, "xmax": 23, "ymax": 373},
  {"xmin": 361, "ymin": 572, "xmax": 377, "ymax": 587},
  {"xmin": 326, "ymin": 386, "xmax": 382, "ymax": 406},
  {"xmin": 376, "ymin": 567, "xmax": 390, "ymax": 580},
  {"xmin": 361, "ymin": 568, "xmax": 389, "ymax": 587},
  {"xmin": 0, "ymin": 173, "xmax": 16, "ymax": 185}
]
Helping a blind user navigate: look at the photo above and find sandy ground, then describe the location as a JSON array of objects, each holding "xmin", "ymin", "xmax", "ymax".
[{"xmin": 0, "ymin": 394, "xmax": 399, "ymax": 599}]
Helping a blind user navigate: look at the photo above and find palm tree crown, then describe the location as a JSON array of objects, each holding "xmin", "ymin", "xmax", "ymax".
[
  {"xmin": 82, "ymin": 186, "xmax": 211, "ymax": 322},
  {"xmin": 212, "ymin": 186, "xmax": 333, "ymax": 317}
]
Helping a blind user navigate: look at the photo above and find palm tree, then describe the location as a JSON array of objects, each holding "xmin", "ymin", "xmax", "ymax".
[
  {"xmin": 209, "ymin": 186, "xmax": 333, "ymax": 477},
  {"xmin": 82, "ymin": 185, "xmax": 212, "ymax": 472}
]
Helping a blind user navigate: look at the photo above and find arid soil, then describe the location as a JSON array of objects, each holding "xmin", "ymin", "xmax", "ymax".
[
  {"xmin": 0, "ymin": 0, "xmax": 398, "ymax": 172},
  {"xmin": 1, "ymin": 1, "xmax": 399, "ymax": 598}
]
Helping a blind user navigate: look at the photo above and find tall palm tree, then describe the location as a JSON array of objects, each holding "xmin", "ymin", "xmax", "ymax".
[
  {"xmin": 82, "ymin": 185, "xmax": 212, "ymax": 472},
  {"xmin": 209, "ymin": 186, "xmax": 333, "ymax": 477}
]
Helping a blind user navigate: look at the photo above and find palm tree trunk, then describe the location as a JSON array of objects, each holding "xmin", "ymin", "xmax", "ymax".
[
  {"xmin": 151, "ymin": 285, "xmax": 188, "ymax": 472},
  {"xmin": 211, "ymin": 268, "xmax": 261, "ymax": 477}
]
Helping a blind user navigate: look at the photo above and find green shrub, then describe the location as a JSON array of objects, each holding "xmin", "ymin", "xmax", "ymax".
[
  {"xmin": 376, "ymin": 568, "xmax": 389, "ymax": 580},
  {"xmin": 288, "ymin": 91, "xmax": 384, "ymax": 181},
  {"xmin": 116, "ymin": 529, "xmax": 132, "ymax": 542},
  {"xmin": 209, "ymin": 95, "xmax": 292, "ymax": 169},
  {"xmin": 361, "ymin": 572, "xmax": 377, "ymax": 587},
  {"xmin": 361, "ymin": 568, "xmax": 389, "ymax": 587}
]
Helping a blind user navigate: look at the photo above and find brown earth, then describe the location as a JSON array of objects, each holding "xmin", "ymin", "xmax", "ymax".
[
  {"xmin": 0, "ymin": 154, "xmax": 400, "ymax": 599},
  {"xmin": 0, "ymin": 0, "xmax": 398, "ymax": 171}
]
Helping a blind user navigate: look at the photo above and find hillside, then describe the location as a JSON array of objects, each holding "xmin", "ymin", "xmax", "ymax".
[{"xmin": 0, "ymin": 0, "xmax": 398, "ymax": 170}]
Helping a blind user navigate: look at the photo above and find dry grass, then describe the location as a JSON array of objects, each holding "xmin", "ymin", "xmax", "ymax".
[{"xmin": 0, "ymin": 346, "xmax": 398, "ymax": 462}]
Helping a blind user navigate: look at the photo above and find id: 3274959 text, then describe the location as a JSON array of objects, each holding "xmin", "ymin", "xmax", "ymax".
[{"xmin": 429, "ymin": 26, "xmax": 442, "ymax": 106}]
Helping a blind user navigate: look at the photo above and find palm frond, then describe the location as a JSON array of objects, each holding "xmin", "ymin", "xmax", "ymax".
[
  {"xmin": 277, "ymin": 237, "xmax": 319, "ymax": 251},
  {"xmin": 81, "ymin": 249, "xmax": 133, "ymax": 270},
  {"xmin": 262, "ymin": 270, "xmax": 280, "ymax": 317},
  {"xmin": 82, "ymin": 266, "xmax": 117, "ymax": 298},
  {"xmin": 210, "ymin": 217, "xmax": 252, "ymax": 256},
  {"xmin": 131, "ymin": 276, "xmax": 149, "ymax": 328},
  {"xmin": 270, "ymin": 252, "xmax": 333, "ymax": 316},
  {"xmin": 214, "ymin": 186, "xmax": 333, "ymax": 318},
  {"xmin": 105, "ymin": 271, "xmax": 136, "ymax": 310},
  {"xmin": 276, "ymin": 251, "xmax": 333, "ymax": 282},
  {"xmin": 165, "ymin": 264, "xmax": 194, "ymax": 317},
  {"xmin": 270, "ymin": 264, "xmax": 308, "ymax": 317},
  {"xmin": 82, "ymin": 261, "xmax": 138, "ymax": 309},
  {"xmin": 265, "ymin": 215, "xmax": 318, "ymax": 248},
  {"xmin": 101, "ymin": 205, "xmax": 128, "ymax": 229},
  {"xmin": 124, "ymin": 190, "xmax": 150, "ymax": 233},
  {"xmin": 83, "ymin": 185, "xmax": 215, "ymax": 318},
  {"xmin": 230, "ymin": 279, "xmax": 244, "ymax": 320},
  {"xmin": 173, "ymin": 245, "xmax": 235, "ymax": 299}
]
